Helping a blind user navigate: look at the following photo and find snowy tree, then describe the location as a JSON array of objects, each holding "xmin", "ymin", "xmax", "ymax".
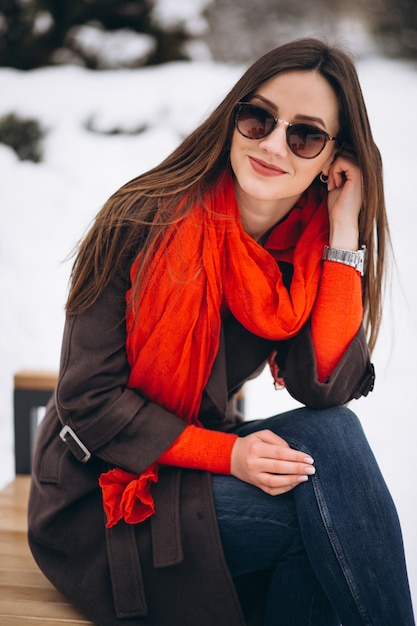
[{"xmin": 0, "ymin": 0, "xmax": 212, "ymax": 69}]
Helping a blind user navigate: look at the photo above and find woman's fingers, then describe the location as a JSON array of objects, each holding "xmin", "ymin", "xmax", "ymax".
[
  {"xmin": 257, "ymin": 471, "xmax": 310, "ymax": 496},
  {"xmin": 328, "ymin": 160, "xmax": 360, "ymax": 192},
  {"xmin": 325, "ymin": 155, "xmax": 362, "ymax": 250},
  {"xmin": 259, "ymin": 457, "xmax": 316, "ymax": 476},
  {"xmin": 230, "ymin": 430, "xmax": 315, "ymax": 495}
]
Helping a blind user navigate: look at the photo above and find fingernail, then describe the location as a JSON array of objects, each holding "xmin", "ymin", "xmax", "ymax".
[
  {"xmin": 304, "ymin": 456, "xmax": 314, "ymax": 464},
  {"xmin": 299, "ymin": 476, "xmax": 309, "ymax": 483},
  {"xmin": 305, "ymin": 466, "xmax": 316, "ymax": 475}
]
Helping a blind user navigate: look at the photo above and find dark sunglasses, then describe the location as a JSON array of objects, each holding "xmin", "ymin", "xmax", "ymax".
[{"xmin": 235, "ymin": 102, "xmax": 337, "ymax": 159}]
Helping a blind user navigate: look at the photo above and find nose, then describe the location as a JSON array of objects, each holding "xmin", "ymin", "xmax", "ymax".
[{"xmin": 259, "ymin": 119, "xmax": 289, "ymax": 156}]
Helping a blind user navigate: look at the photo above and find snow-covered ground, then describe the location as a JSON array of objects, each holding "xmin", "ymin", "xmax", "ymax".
[{"xmin": 0, "ymin": 52, "xmax": 416, "ymax": 610}]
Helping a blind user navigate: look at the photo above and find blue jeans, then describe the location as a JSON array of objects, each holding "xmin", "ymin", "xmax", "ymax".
[{"xmin": 212, "ymin": 406, "xmax": 415, "ymax": 625}]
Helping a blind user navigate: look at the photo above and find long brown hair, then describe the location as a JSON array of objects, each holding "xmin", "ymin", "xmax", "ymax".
[{"xmin": 67, "ymin": 37, "xmax": 389, "ymax": 352}]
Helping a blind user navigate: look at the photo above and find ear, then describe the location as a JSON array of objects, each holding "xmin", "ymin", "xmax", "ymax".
[
  {"xmin": 322, "ymin": 148, "xmax": 338, "ymax": 173},
  {"xmin": 319, "ymin": 145, "xmax": 338, "ymax": 182}
]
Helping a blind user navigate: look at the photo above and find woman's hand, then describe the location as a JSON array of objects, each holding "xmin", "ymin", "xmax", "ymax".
[
  {"xmin": 230, "ymin": 429, "xmax": 315, "ymax": 495},
  {"xmin": 326, "ymin": 153, "xmax": 362, "ymax": 251}
]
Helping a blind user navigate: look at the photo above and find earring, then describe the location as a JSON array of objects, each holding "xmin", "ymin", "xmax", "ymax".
[{"xmin": 320, "ymin": 173, "xmax": 329, "ymax": 184}]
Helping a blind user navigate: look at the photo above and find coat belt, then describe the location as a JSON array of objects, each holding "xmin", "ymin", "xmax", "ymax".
[
  {"xmin": 106, "ymin": 521, "xmax": 148, "ymax": 618},
  {"xmin": 105, "ymin": 467, "xmax": 184, "ymax": 618},
  {"xmin": 151, "ymin": 467, "xmax": 183, "ymax": 568}
]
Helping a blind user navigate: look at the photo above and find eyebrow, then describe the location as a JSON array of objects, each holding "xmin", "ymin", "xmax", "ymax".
[{"xmin": 252, "ymin": 94, "xmax": 327, "ymax": 128}]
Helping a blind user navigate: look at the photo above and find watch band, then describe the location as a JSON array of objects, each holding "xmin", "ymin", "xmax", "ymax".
[{"xmin": 322, "ymin": 245, "xmax": 366, "ymax": 276}]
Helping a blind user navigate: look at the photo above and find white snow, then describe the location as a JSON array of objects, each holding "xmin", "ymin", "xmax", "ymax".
[
  {"xmin": 66, "ymin": 25, "xmax": 157, "ymax": 69},
  {"xmin": 151, "ymin": 0, "xmax": 212, "ymax": 35},
  {"xmin": 0, "ymin": 52, "xmax": 416, "ymax": 611}
]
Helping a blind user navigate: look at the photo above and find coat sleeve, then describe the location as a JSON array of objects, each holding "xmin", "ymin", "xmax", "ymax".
[
  {"xmin": 55, "ymin": 266, "xmax": 187, "ymax": 475},
  {"xmin": 278, "ymin": 322, "xmax": 375, "ymax": 409}
]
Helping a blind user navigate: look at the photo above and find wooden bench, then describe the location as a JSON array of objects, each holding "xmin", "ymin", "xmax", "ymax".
[
  {"xmin": 2, "ymin": 370, "xmax": 246, "ymax": 623},
  {"xmin": 0, "ymin": 370, "xmax": 94, "ymax": 624}
]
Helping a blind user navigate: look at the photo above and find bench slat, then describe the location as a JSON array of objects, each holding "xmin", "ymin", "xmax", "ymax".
[
  {"xmin": 0, "ymin": 567, "xmax": 47, "ymax": 586},
  {"xmin": 0, "ymin": 477, "xmax": 94, "ymax": 625},
  {"xmin": 14, "ymin": 370, "xmax": 58, "ymax": 391},
  {"xmin": 0, "ymin": 476, "xmax": 31, "ymax": 535},
  {"xmin": 0, "ymin": 583, "xmax": 95, "ymax": 623},
  {"xmin": 0, "ymin": 531, "xmax": 37, "ymax": 568},
  {"xmin": 0, "ymin": 595, "xmax": 93, "ymax": 622}
]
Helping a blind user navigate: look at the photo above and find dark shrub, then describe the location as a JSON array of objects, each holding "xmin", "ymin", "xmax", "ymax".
[{"xmin": 0, "ymin": 113, "xmax": 45, "ymax": 162}]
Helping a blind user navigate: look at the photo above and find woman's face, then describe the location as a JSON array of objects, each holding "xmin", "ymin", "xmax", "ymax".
[{"xmin": 230, "ymin": 70, "xmax": 340, "ymax": 226}]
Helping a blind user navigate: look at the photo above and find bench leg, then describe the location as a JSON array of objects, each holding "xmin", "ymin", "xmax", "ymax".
[{"xmin": 14, "ymin": 389, "xmax": 52, "ymax": 474}]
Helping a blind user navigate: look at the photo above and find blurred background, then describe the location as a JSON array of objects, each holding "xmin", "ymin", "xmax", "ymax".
[
  {"xmin": 1, "ymin": 0, "xmax": 416, "ymax": 615},
  {"xmin": 1, "ymin": 0, "xmax": 417, "ymax": 69}
]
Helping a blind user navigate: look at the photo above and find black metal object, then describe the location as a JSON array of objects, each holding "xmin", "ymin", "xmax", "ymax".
[{"xmin": 14, "ymin": 387, "xmax": 53, "ymax": 474}]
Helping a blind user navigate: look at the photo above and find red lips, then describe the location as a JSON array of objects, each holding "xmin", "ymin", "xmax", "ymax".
[{"xmin": 249, "ymin": 156, "xmax": 287, "ymax": 177}]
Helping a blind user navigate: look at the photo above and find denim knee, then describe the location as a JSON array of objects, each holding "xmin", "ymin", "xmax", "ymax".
[{"xmin": 240, "ymin": 405, "xmax": 374, "ymax": 470}]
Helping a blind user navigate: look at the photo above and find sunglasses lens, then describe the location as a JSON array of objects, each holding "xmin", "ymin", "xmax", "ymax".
[
  {"xmin": 236, "ymin": 104, "xmax": 331, "ymax": 158},
  {"xmin": 236, "ymin": 104, "xmax": 275, "ymax": 139},
  {"xmin": 288, "ymin": 125, "xmax": 327, "ymax": 158}
]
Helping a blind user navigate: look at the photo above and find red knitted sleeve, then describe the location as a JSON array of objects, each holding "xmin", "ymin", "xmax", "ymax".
[
  {"xmin": 158, "ymin": 424, "xmax": 238, "ymax": 474},
  {"xmin": 312, "ymin": 262, "xmax": 363, "ymax": 382}
]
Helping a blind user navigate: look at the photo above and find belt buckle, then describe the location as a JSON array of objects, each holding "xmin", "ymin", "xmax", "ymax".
[{"xmin": 59, "ymin": 425, "xmax": 91, "ymax": 463}]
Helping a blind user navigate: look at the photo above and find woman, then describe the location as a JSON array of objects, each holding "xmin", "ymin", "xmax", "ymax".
[{"xmin": 28, "ymin": 38, "xmax": 415, "ymax": 625}]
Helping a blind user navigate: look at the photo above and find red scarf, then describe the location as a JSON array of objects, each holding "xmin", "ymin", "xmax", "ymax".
[{"xmin": 99, "ymin": 173, "xmax": 329, "ymax": 527}]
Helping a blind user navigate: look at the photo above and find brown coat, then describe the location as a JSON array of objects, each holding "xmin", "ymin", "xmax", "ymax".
[{"xmin": 27, "ymin": 266, "xmax": 374, "ymax": 626}]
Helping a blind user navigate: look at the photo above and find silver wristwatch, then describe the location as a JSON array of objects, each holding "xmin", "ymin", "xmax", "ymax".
[{"xmin": 322, "ymin": 245, "xmax": 367, "ymax": 276}]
